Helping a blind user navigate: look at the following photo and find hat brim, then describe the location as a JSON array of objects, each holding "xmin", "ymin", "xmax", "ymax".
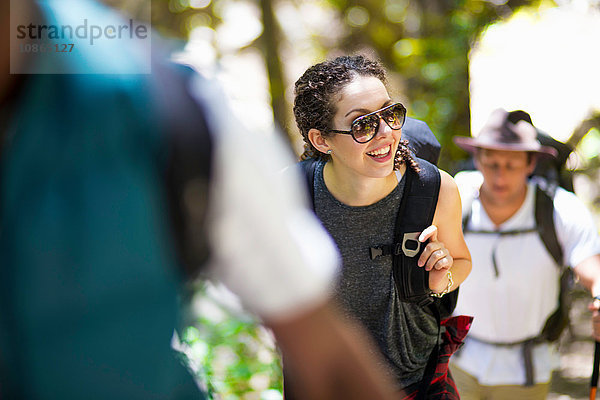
[{"xmin": 453, "ymin": 136, "xmax": 558, "ymax": 158}]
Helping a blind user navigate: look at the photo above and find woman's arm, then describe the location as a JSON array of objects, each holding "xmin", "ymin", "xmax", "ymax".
[{"xmin": 418, "ymin": 170, "xmax": 472, "ymax": 294}]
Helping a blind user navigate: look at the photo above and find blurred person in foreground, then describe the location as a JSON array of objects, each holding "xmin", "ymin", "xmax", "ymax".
[
  {"xmin": 0, "ymin": 1, "xmax": 398, "ymax": 399},
  {"xmin": 450, "ymin": 108, "xmax": 600, "ymax": 400}
]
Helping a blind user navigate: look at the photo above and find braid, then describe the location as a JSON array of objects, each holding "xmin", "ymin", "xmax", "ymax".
[
  {"xmin": 300, "ymin": 143, "xmax": 321, "ymax": 161},
  {"xmin": 394, "ymin": 139, "xmax": 420, "ymax": 173}
]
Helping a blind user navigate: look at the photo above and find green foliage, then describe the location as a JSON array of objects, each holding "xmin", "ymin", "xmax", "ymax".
[
  {"xmin": 178, "ymin": 284, "xmax": 283, "ymax": 399},
  {"xmin": 578, "ymin": 128, "xmax": 600, "ymax": 162}
]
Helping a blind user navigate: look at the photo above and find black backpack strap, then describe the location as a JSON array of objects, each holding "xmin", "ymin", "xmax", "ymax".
[
  {"xmin": 390, "ymin": 159, "xmax": 442, "ymax": 399},
  {"xmin": 391, "ymin": 159, "xmax": 441, "ymax": 306},
  {"xmin": 534, "ymin": 181, "xmax": 575, "ymax": 345},
  {"xmin": 297, "ymin": 158, "xmax": 319, "ymax": 210},
  {"xmin": 534, "ymin": 183, "xmax": 563, "ymax": 266}
]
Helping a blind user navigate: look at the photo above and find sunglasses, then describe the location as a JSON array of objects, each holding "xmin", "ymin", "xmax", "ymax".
[{"xmin": 330, "ymin": 102, "xmax": 406, "ymax": 144}]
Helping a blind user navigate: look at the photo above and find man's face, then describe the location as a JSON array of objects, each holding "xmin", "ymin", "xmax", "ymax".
[{"xmin": 475, "ymin": 148, "xmax": 536, "ymax": 205}]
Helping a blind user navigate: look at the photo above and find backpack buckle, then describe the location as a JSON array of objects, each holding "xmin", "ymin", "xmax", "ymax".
[
  {"xmin": 401, "ymin": 232, "xmax": 421, "ymax": 257},
  {"xmin": 369, "ymin": 246, "xmax": 384, "ymax": 260}
]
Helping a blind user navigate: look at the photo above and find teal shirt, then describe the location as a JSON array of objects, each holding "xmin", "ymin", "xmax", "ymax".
[{"xmin": 0, "ymin": 1, "xmax": 204, "ymax": 398}]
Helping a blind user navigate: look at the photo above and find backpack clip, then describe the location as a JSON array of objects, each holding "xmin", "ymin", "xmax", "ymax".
[
  {"xmin": 369, "ymin": 246, "xmax": 384, "ymax": 260},
  {"xmin": 401, "ymin": 232, "xmax": 421, "ymax": 258}
]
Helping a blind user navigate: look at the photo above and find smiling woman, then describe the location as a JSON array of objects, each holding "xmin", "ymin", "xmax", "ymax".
[{"xmin": 287, "ymin": 54, "xmax": 472, "ymax": 399}]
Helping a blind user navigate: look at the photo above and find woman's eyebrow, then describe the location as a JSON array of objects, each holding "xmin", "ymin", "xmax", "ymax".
[
  {"xmin": 343, "ymin": 100, "xmax": 393, "ymax": 117},
  {"xmin": 344, "ymin": 108, "xmax": 371, "ymax": 117}
]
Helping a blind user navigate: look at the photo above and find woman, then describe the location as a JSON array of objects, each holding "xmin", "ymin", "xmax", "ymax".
[{"xmin": 290, "ymin": 55, "xmax": 472, "ymax": 397}]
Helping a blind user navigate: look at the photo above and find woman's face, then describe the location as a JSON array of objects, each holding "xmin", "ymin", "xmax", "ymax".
[{"xmin": 326, "ymin": 75, "xmax": 401, "ymax": 180}]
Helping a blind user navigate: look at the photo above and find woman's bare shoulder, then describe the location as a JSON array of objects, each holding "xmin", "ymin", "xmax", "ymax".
[{"xmin": 437, "ymin": 169, "xmax": 460, "ymax": 201}]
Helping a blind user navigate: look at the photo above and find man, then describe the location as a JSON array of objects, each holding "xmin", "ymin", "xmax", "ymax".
[
  {"xmin": 0, "ymin": 0, "xmax": 397, "ymax": 398},
  {"xmin": 449, "ymin": 108, "xmax": 600, "ymax": 399}
]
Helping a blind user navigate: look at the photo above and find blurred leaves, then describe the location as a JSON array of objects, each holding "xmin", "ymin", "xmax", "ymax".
[{"xmin": 178, "ymin": 283, "xmax": 283, "ymax": 399}]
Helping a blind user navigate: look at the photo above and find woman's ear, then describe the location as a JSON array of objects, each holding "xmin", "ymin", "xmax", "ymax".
[{"xmin": 308, "ymin": 128, "xmax": 331, "ymax": 154}]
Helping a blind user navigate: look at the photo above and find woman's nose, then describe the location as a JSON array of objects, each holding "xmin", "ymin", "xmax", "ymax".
[{"xmin": 375, "ymin": 116, "xmax": 393, "ymax": 138}]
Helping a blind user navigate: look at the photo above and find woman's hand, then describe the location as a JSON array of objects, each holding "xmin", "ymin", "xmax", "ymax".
[
  {"xmin": 418, "ymin": 225, "xmax": 452, "ymax": 271},
  {"xmin": 418, "ymin": 225, "xmax": 453, "ymax": 294}
]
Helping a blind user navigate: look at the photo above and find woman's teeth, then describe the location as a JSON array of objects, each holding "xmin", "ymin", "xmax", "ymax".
[{"xmin": 367, "ymin": 145, "xmax": 391, "ymax": 157}]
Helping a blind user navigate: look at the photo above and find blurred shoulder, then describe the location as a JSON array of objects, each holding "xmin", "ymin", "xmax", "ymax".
[{"xmin": 438, "ymin": 169, "xmax": 461, "ymax": 205}]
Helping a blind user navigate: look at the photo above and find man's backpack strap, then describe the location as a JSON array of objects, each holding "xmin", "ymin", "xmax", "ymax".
[
  {"xmin": 391, "ymin": 158, "xmax": 441, "ymax": 306},
  {"xmin": 533, "ymin": 181, "xmax": 574, "ymax": 343},
  {"xmin": 534, "ymin": 183, "xmax": 563, "ymax": 266}
]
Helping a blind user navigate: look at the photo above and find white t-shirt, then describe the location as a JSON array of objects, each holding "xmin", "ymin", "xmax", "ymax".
[
  {"xmin": 452, "ymin": 170, "xmax": 600, "ymax": 385},
  {"xmin": 189, "ymin": 74, "xmax": 340, "ymax": 322}
]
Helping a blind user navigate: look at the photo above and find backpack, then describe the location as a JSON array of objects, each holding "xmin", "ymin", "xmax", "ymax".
[{"xmin": 298, "ymin": 117, "xmax": 455, "ymax": 312}]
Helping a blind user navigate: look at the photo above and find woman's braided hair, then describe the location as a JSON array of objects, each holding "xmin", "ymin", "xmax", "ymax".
[{"xmin": 293, "ymin": 54, "xmax": 419, "ymax": 173}]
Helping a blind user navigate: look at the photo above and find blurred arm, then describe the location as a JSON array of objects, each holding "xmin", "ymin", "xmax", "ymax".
[
  {"xmin": 573, "ymin": 255, "xmax": 600, "ymax": 341},
  {"xmin": 574, "ymin": 254, "xmax": 600, "ymax": 297},
  {"xmin": 267, "ymin": 300, "xmax": 398, "ymax": 400},
  {"xmin": 554, "ymin": 189, "xmax": 600, "ymax": 340}
]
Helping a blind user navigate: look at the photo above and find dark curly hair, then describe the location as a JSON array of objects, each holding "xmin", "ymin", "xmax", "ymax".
[{"xmin": 293, "ymin": 54, "xmax": 419, "ymax": 173}]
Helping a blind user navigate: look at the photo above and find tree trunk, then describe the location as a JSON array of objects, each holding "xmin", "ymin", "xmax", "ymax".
[{"xmin": 259, "ymin": 0, "xmax": 292, "ymax": 146}]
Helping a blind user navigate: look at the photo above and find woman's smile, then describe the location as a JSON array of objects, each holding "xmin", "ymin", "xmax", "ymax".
[{"xmin": 366, "ymin": 143, "xmax": 393, "ymax": 162}]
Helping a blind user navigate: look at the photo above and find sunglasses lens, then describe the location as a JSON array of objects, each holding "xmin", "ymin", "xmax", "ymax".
[
  {"xmin": 346, "ymin": 103, "xmax": 406, "ymax": 143},
  {"xmin": 351, "ymin": 115, "xmax": 379, "ymax": 143},
  {"xmin": 382, "ymin": 104, "xmax": 405, "ymax": 129}
]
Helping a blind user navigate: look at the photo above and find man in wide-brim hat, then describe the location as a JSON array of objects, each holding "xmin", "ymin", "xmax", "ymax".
[
  {"xmin": 448, "ymin": 108, "xmax": 600, "ymax": 400},
  {"xmin": 454, "ymin": 108, "xmax": 557, "ymax": 156}
]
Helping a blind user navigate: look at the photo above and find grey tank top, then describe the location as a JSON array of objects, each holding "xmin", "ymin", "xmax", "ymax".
[{"xmin": 313, "ymin": 160, "xmax": 439, "ymax": 389}]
